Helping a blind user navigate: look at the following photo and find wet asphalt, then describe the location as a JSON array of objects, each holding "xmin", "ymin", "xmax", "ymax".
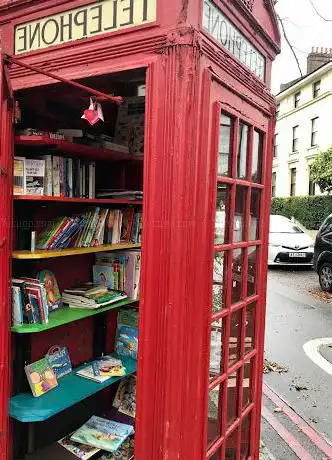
[{"xmin": 263, "ymin": 267, "xmax": 332, "ymax": 448}]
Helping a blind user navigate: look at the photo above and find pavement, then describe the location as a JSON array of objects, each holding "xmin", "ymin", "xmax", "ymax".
[{"xmin": 261, "ymin": 267, "xmax": 332, "ymax": 459}]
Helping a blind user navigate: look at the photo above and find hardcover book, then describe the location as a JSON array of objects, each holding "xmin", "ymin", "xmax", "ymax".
[
  {"xmin": 25, "ymin": 358, "xmax": 58, "ymax": 397},
  {"xmin": 70, "ymin": 416, "xmax": 134, "ymax": 453},
  {"xmin": 25, "ymin": 159, "xmax": 45, "ymax": 195}
]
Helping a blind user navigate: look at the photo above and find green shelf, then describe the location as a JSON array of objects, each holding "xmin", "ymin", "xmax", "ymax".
[
  {"xmin": 11, "ymin": 298, "xmax": 138, "ymax": 334},
  {"xmin": 10, "ymin": 355, "xmax": 136, "ymax": 422}
]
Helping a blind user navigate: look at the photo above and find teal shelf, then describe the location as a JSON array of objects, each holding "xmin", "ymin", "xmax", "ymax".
[
  {"xmin": 11, "ymin": 299, "xmax": 138, "ymax": 334},
  {"xmin": 10, "ymin": 356, "xmax": 136, "ymax": 423}
]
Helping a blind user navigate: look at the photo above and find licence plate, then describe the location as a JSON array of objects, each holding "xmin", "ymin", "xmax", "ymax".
[{"xmin": 289, "ymin": 252, "xmax": 306, "ymax": 258}]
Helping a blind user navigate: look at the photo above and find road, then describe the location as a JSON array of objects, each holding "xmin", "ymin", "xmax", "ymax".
[{"xmin": 261, "ymin": 267, "xmax": 332, "ymax": 459}]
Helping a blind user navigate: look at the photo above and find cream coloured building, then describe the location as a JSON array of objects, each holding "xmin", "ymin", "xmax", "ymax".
[{"xmin": 274, "ymin": 55, "xmax": 332, "ymax": 197}]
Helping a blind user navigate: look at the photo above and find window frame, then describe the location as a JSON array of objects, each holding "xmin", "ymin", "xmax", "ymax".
[
  {"xmin": 290, "ymin": 168, "xmax": 297, "ymax": 196},
  {"xmin": 311, "ymin": 117, "xmax": 319, "ymax": 147},
  {"xmin": 313, "ymin": 80, "xmax": 321, "ymax": 99},
  {"xmin": 271, "ymin": 172, "xmax": 276, "ymax": 198},
  {"xmin": 294, "ymin": 92, "xmax": 301, "ymax": 108},
  {"xmin": 292, "ymin": 125, "xmax": 299, "ymax": 153},
  {"xmin": 273, "ymin": 133, "xmax": 278, "ymax": 159}
]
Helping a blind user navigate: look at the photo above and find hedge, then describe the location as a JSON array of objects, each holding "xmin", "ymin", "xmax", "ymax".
[{"xmin": 271, "ymin": 196, "xmax": 332, "ymax": 230}]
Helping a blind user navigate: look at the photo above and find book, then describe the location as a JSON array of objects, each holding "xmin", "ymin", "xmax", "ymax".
[
  {"xmin": 39, "ymin": 155, "xmax": 53, "ymax": 196},
  {"xmin": 25, "ymin": 159, "xmax": 45, "ymax": 195},
  {"xmin": 13, "ymin": 157, "xmax": 25, "ymax": 195},
  {"xmin": 46, "ymin": 346, "xmax": 72, "ymax": 379},
  {"xmin": 25, "ymin": 286, "xmax": 45, "ymax": 324},
  {"xmin": 37, "ymin": 270, "xmax": 63, "ymax": 311},
  {"xmin": 11, "ymin": 285, "xmax": 24, "ymax": 325},
  {"xmin": 63, "ymin": 290, "xmax": 127, "ymax": 309},
  {"xmin": 67, "ymin": 158, "xmax": 73, "ymax": 198},
  {"xmin": 52, "ymin": 156, "xmax": 61, "ymax": 196},
  {"xmin": 115, "ymin": 310, "xmax": 139, "ymax": 360},
  {"xmin": 36, "ymin": 216, "xmax": 67, "ymax": 249},
  {"xmin": 120, "ymin": 209, "xmax": 134, "ymax": 243},
  {"xmin": 76, "ymin": 364, "xmax": 111, "ymax": 383},
  {"xmin": 70, "ymin": 416, "xmax": 134, "ymax": 453},
  {"xmin": 93, "ymin": 265, "xmax": 115, "ymax": 290},
  {"xmin": 25, "ymin": 358, "xmax": 58, "ymax": 397},
  {"xmin": 58, "ymin": 433, "xmax": 100, "ymax": 459},
  {"xmin": 98, "ymin": 435, "xmax": 134, "ymax": 459},
  {"xmin": 92, "ymin": 357, "xmax": 126, "ymax": 377},
  {"xmin": 113, "ymin": 376, "xmax": 136, "ymax": 418}
]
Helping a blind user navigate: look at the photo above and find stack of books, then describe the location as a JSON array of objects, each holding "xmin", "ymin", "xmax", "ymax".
[
  {"xmin": 93, "ymin": 251, "xmax": 141, "ymax": 299},
  {"xmin": 76, "ymin": 355, "xmax": 127, "ymax": 383},
  {"xmin": 35, "ymin": 207, "xmax": 142, "ymax": 250},
  {"xmin": 62, "ymin": 284, "xmax": 127, "ymax": 309},
  {"xmin": 13, "ymin": 155, "xmax": 96, "ymax": 198}
]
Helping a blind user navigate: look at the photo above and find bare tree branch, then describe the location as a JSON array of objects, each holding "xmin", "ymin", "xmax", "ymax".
[
  {"xmin": 309, "ymin": 0, "xmax": 332, "ymax": 21},
  {"xmin": 277, "ymin": 14, "xmax": 303, "ymax": 77}
]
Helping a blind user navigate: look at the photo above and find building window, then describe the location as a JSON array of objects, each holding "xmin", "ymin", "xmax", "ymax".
[
  {"xmin": 290, "ymin": 168, "xmax": 296, "ymax": 196},
  {"xmin": 313, "ymin": 80, "xmax": 321, "ymax": 98},
  {"xmin": 273, "ymin": 134, "xmax": 278, "ymax": 158},
  {"xmin": 311, "ymin": 117, "xmax": 319, "ymax": 147},
  {"xmin": 308, "ymin": 166, "xmax": 316, "ymax": 196},
  {"xmin": 294, "ymin": 92, "xmax": 301, "ymax": 108},
  {"xmin": 272, "ymin": 172, "xmax": 277, "ymax": 197},
  {"xmin": 292, "ymin": 125, "xmax": 299, "ymax": 152},
  {"xmin": 276, "ymin": 103, "xmax": 280, "ymax": 118}
]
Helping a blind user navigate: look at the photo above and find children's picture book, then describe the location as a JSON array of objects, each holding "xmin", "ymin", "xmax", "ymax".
[
  {"xmin": 25, "ymin": 358, "xmax": 58, "ymax": 397},
  {"xmin": 92, "ymin": 356, "xmax": 126, "ymax": 378},
  {"xmin": 76, "ymin": 364, "xmax": 111, "ymax": 383},
  {"xmin": 58, "ymin": 433, "xmax": 100, "ymax": 459},
  {"xmin": 70, "ymin": 416, "xmax": 134, "ymax": 453},
  {"xmin": 37, "ymin": 270, "xmax": 63, "ymax": 311},
  {"xmin": 115, "ymin": 310, "xmax": 139, "ymax": 360},
  {"xmin": 113, "ymin": 376, "xmax": 136, "ymax": 418},
  {"xmin": 93, "ymin": 265, "xmax": 114, "ymax": 290},
  {"xmin": 25, "ymin": 158, "xmax": 45, "ymax": 195},
  {"xmin": 13, "ymin": 157, "xmax": 25, "ymax": 195},
  {"xmin": 46, "ymin": 346, "xmax": 72, "ymax": 379}
]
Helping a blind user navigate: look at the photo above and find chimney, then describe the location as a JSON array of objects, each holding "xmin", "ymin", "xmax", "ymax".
[{"xmin": 307, "ymin": 47, "xmax": 332, "ymax": 74}]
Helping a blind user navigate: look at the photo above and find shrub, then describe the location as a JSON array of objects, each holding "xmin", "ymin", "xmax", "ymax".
[{"xmin": 271, "ymin": 196, "xmax": 332, "ymax": 230}]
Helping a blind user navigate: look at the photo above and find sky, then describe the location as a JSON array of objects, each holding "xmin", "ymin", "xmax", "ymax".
[{"xmin": 272, "ymin": 0, "xmax": 332, "ymax": 94}]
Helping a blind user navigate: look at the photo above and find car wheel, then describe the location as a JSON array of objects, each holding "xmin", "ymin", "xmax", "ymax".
[{"xmin": 319, "ymin": 262, "xmax": 332, "ymax": 292}]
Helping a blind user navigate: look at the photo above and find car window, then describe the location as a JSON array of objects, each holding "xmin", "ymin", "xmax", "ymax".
[{"xmin": 270, "ymin": 218, "xmax": 304, "ymax": 234}]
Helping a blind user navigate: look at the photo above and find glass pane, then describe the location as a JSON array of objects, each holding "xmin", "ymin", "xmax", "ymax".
[
  {"xmin": 240, "ymin": 414, "xmax": 251, "ymax": 458},
  {"xmin": 215, "ymin": 184, "xmax": 230, "ymax": 244},
  {"xmin": 207, "ymin": 384, "xmax": 222, "ymax": 447},
  {"xmin": 243, "ymin": 360, "xmax": 253, "ymax": 408},
  {"xmin": 237, "ymin": 123, "xmax": 249, "ymax": 179},
  {"xmin": 218, "ymin": 114, "xmax": 232, "ymax": 177},
  {"xmin": 227, "ymin": 371, "xmax": 238, "ymax": 427},
  {"xmin": 225, "ymin": 428, "xmax": 238, "ymax": 460},
  {"xmin": 252, "ymin": 130, "xmax": 263, "ymax": 183},
  {"xmin": 232, "ymin": 249, "xmax": 244, "ymax": 304},
  {"xmin": 213, "ymin": 252, "xmax": 226, "ymax": 314},
  {"xmin": 247, "ymin": 246, "xmax": 258, "ymax": 298},
  {"xmin": 210, "ymin": 320, "xmax": 223, "ymax": 380},
  {"xmin": 245, "ymin": 302, "xmax": 256, "ymax": 355},
  {"xmin": 229, "ymin": 310, "xmax": 242, "ymax": 368},
  {"xmin": 249, "ymin": 189, "xmax": 260, "ymax": 241},
  {"xmin": 234, "ymin": 187, "xmax": 247, "ymax": 243}
]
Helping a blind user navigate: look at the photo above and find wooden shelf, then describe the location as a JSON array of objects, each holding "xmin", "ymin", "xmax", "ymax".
[
  {"xmin": 13, "ymin": 195, "xmax": 143, "ymax": 205},
  {"xmin": 11, "ymin": 299, "xmax": 138, "ymax": 334},
  {"xmin": 15, "ymin": 135, "xmax": 144, "ymax": 162},
  {"xmin": 10, "ymin": 355, "xmax": 136, "ymax": 422},
  {"xmin": 12, "ymin": 243, "xmax": 141, "ymax": 260}
]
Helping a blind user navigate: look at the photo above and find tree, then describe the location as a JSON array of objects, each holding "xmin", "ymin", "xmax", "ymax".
[{"xmin": 310, "ymin": 147, "xmax": 332, "ymax": 194}]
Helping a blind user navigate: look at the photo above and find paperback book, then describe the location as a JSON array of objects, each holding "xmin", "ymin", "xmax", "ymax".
[
  {"xmin": 58, "ymin": 433, "xmax": 100, "ymax": 459},
  {"xmin": 24, "ymin": 158, "xmax": 45, "ymax": 195},
  {"xmin": 25, "ymin": 358, "xmax": 58, "ymax": 397},
  {"xmin": 70, "ymin": 416, "xmax": 134, "ymax": 453}
]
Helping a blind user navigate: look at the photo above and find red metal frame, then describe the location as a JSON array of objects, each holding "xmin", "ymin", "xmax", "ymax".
[{"xmin": 0, "ymin": 1, "xmax": 279, "ymax": 459}]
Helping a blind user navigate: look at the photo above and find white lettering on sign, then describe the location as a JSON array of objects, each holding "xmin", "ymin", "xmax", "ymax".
[
  {"xmin": 202, "ymin": 0, "xmax": 265, "ymax": 81},
  {"xmin": 15, "ymin": 0, "xmax": 156, "ymax": 54}
]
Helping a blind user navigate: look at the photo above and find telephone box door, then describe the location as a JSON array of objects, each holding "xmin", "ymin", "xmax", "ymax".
[{"xmin": 206, "ymin": 79, "xmax": 273, "ymax": 460}]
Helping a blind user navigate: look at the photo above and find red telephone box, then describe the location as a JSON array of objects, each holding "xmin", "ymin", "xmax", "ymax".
[{"xmin": 0, "ymin": 1, "xmax": 280, "ymax": 459}]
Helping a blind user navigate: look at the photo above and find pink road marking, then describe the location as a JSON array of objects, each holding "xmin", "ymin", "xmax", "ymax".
[
  {"xmin": 263, "ymin": 383, "xmax": 332, "ymax": 458},
  {"xmin": 262, "ymin": 406, "xmax": 315, "ymax": 460}
]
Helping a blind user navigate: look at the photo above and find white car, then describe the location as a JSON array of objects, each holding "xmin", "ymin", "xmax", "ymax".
[{"xmin": 268, "ymin": 215, "xmax": 314, "ymax": 266}]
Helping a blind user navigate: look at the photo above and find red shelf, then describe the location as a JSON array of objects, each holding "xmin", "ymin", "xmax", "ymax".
[
  {"xmin": 13, "ymin": 195, "xmax": 143, "ymax": 205},
  {"xmin": 15, "ymin": 136, "xmax": 144, "ymax": 162}
]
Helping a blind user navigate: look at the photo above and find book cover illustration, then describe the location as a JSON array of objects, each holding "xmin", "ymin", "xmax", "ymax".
[
  {"xmin": 118, "ymin": 376, "xmax": 136, "ymax": 418},
  {"xmin": 115, "ymin": 326, "xmax": 138, "ymax": 360},
  {"xmin": 37, "ymin": 270, "xmax": 63, "ymax": 311},
  {"xmin": 25, "ymin": 158, "xmax": 45, "ymax": 195},
  {"xmin": 58, "ymin": 433, "xmax": 100, "ymax": 459},
  {"xmin": 76, "ymin": 364, "xmax": 111, "ymax": 383},
  {"xmin": 93, "ymin": 265, "xmax": 114, "ymax": 290},
  {"xmin": 92, "ymin": 356, "xmax": 126, "ymax": 377},
  {"xmin": 71, "ymin": 416, "xmax": 134, "ymax": 453},
  {"xmin": 98, "ymin": 435, "xmax": 134, "ymax": 459},
  {"xmin": 46, "ymin": 346, "xmax": 72, "ymax": 379},
  {"xmin": 25, "ymin": 358, "xmax": 58, "ymax": 397},
  {"xmin": 13, "ymin": 157, "xmax": 25, "ymax": 195}
]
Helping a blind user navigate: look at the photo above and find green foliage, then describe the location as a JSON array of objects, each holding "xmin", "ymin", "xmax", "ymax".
[
  {"xmin": 271, "ymin": 196, "xmax": 332, "ymax": 230},
  {"xmin": 310, "ymin": 147, "xmax": 332, "ymax": 194}
]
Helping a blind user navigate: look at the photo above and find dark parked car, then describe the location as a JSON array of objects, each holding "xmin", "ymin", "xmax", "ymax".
[{"xmin": 314, "ymin": 214, "xmax": 332, "ymax": 291}]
